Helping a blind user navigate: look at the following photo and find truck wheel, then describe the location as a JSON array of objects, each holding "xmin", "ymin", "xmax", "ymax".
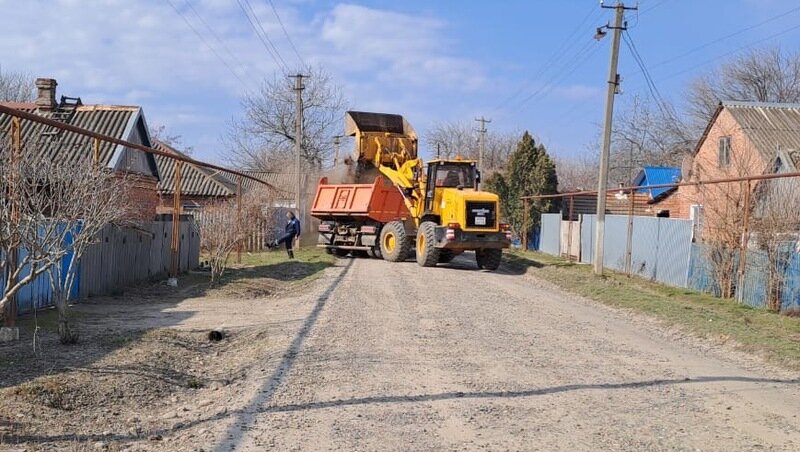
[
  {"xmin": 475, "ymin": 248, "xmax": 502, "ymax": 271},
  {"xmin": 332, "ymin": 248, "xmax": 349, "ymax": 258},
  {"xmin": 416, "ymin": 221, "xmax": 440, "ymax": 267},
  {"xmin": 380, "ymin": 221, "xmax": 410, "ymax": 262}
]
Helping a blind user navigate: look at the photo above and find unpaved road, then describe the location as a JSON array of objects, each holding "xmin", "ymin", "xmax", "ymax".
[{"xmin": 209, "ymin": 255, "xmax": 800, "ymax": 451}]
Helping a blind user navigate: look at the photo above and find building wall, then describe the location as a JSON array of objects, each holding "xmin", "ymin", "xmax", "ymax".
[
  {"xmin": 122, "ymin": 174, "xmax": 159, "ymax": 221},
  {"xmin": 670, "ymin": 108, "xmax": 765, "ymax": 234}
]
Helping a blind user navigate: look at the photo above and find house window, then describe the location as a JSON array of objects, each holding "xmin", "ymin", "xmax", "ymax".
[{"xmin": 718, "ymin": 136, "xmax": 731, "ymax": 168}]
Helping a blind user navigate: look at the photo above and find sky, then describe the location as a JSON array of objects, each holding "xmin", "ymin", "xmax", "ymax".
[{"xmin": 1, "ymin": 0, "xmax": 799, "ymax": 165}]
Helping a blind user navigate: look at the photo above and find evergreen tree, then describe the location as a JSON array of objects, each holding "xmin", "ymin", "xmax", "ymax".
[{"xmin": 494, "ymin": 131, "xmax": 559, "ymax": 235}]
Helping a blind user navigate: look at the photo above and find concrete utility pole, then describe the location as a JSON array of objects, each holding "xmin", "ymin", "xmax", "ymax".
[
  {"xmin": 592, "ymin": 1, "xmax": 636, "ymax": 275},
  {"xmin": 474, "ymin": 116, "xmax": 491, "ymax": 170},
  {"xmin": 290, "ymin": 74, "xmax": 307, "ymax": 245},
  {"xmin": 333, "ymin": 135, "xmax": 343, "ymax": 166}
]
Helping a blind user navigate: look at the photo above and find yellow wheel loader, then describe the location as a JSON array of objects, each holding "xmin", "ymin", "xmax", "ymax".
[{"xmin": 311, "ymin": 111, "xmax": 511, "ymax": 270}]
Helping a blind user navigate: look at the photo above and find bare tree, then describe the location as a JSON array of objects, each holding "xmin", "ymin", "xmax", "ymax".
[
  {"xmin": 150, "ymin": 124, "xmax": 193, "ymax": 155},
  {"xmin": 609, "ymin": 95, "xmax": 694, "ymax": 185},
  {"xmin": 751, "ymin": 176, "xmax": 800, "ymax": 311},
  {"xmin": 0, "ymin": 70, "xmax": 33, "ymax": 102},
  {"xmin": 424, "ymin": 120, "xmax": 518, "ymax": 171},
  {"xmin": 194, "ymin": 187, "xmax": 274, "ymax": 285},
  {"xmin": 226, "ymin": 66, "xmax": 348, "ymax": 171},
  {"xmin": 687, "ymin": 47, "xmax": 800, "ymax": 128},
  {"xmin": 553, "ymin": 153, "xmax": 598, "ymax": 192},
  {"xmin": 0, "ymin": 139, "xmax": 129, "ymax": 342}
]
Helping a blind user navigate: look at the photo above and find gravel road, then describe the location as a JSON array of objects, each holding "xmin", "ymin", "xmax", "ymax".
[{"xmin": 212, "ymin": 254, "xmax": 800, "ymax": 451}]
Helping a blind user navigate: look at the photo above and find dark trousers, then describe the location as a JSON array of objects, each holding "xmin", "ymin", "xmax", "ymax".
[{"xmin": 276, "ymin": 232, "xmax": 296, "ymax": 252}]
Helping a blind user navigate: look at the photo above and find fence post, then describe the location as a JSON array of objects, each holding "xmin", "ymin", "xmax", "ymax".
[
  {"xmin": 4, "ymin": 117, "xmax": 21, "ymax": 327},
  {"xmin": 170, "ymin": 160, "xmax": 182, "ymax": 278},
  {"xmin": 522, "ymin": 198, "xmax": 529, "ymax": 251},
  {"xmin": 625, "ymin": 189, "xmax": 634, "ymax": 275},
  {"xmin": 237, "ymin": 179, "xmax": 242, "ymax": 264},
  {"xmin": 567, "ymin": 195, "xmax": 575, "ymax": 262},
  {"xmin": 737, "ymin": 180, "xmax": 752, "ymax": 302},
  {"xmin": 93, "ymin": 137, "xmax": 100, "ymax": 165}
]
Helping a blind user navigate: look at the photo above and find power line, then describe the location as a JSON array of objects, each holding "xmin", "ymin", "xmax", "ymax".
[
  {"xmin": 647, "ymin": 4, "xmax": 800, "ymax": 73},
  {"xmin": 183, "ymin": 0, "xmax": 268, "ymax": 81},
  {"xmin": 493, "ymin": 5, "xmax": 602, "ymax": 112},
  {"xmin": 236, "ymin": 0, "xmax": 290, "ymax": 73},
  {"xmin": 266, "ymin": 0, "xmax": 306, "ymax": 68},
  {"xmin": 509, "ymin": 38, "xmax": 602, "ymax": 113},
  {"xmin": 622, "ymin": 30, "xmax": 669, "ymax": 120},
  {"xmin": 166, "ymin": 0, "xmax": 254, "ymax": 90}
]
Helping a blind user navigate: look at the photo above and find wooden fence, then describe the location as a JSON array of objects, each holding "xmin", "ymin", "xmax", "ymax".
[{"xmin": 9, "ymin": 220, "xmax": 199, "ymax": 314}]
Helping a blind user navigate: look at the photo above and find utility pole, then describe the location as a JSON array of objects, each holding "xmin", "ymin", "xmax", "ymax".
[
  {"xmin": 290, "ymin": 73, "xmax": 307, "ymax": 246},
  {"xmin": 474, "ymin": 116, "xmax": 491, "ymax": 170},
  {"xmin": 333, "ymin": 135, "xmax": 343, "ymax": 166},
  {"xmin": 592, "ymin": 1, "xmax": 635, "ymax": 275}
]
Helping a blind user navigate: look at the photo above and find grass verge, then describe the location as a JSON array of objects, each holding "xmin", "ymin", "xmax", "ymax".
[{"xmin": 506, "ymin": 250, "xmax": 800, "ymax": 370}]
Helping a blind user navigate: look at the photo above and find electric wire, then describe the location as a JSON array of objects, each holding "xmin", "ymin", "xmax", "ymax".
[
  {"xmin": 267, "ymin": 0, "xmax": 306, "ymax": 68},
  {"xmin": 166, "ymin": 0, "xmax": 254, "ymax": 90},
  {"xmin": 236, "ymin": 0, "xmax": 290, "ymax": 73}
]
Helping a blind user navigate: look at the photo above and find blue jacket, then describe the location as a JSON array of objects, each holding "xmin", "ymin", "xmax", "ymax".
[{"xmin": 286, "ymin": 218, "xmax": 301, "ymax": 237}]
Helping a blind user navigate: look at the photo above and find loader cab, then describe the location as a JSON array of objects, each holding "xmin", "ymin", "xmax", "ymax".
[{"xmin": 424, "ymin": 160, "xmax": 478, "ymax": 212}]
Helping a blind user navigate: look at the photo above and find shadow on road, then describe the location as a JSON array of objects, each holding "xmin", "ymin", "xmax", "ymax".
[{"xmin": 7, "ymin": 374, "xmax": 798, "ymax": 446}]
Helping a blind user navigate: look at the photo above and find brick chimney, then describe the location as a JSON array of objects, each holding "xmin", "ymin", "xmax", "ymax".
[{"xmin": 35, "ymin": 78, "xmax": 57, "ymax": 111}]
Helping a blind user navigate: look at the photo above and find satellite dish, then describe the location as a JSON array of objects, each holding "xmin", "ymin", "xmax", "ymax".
[{"xmin": 680, "ymin": 153, "xmax": 694, "ymax": 181}]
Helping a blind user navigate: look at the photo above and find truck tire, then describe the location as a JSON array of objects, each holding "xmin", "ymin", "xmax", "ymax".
[
  {"xmin": 380, "ymin": 221, "xmax": 411, "ymax": 262},
  {"xmin": 416, "ymin": 221, "xmax": 440, "ymax": 267},
  {"xmin": 475, "ymin": 248, "xmax": 502, "ymax": 271},
  {"xmin": 332, "ymin": 248, "xmax": 349, "ymax": 258}
]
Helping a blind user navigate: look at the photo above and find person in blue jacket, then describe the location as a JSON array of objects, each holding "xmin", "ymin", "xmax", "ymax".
[{"xmin": 269, "ymin": 211, "xmax": 301, "ymax": 258}]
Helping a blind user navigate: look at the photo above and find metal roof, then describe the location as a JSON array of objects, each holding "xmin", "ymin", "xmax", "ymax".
[
  {"xmin": 154, "ymin": 140, "xmax": 237, "ymax": 197},
  {"xmin": 233, "ymin": 170, "xmax": 295, "ymax": 197},
  {"xmin": 633, "ymin": 166, "xmax": 681, "ymax": 199},
  {"xmin": 0, "ymin": 103, "xmax": 155, "ymax": 175},
  {"xmin": 701, "ymin": 101, "xmax": 800, "ymax": 164}
]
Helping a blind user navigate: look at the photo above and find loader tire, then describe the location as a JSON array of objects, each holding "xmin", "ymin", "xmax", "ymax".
[
  {"xmin": 380, "ymin": 221, "xmax": 411, "ymax": 262},
  {"xmin": 475, "ymin": 248, "xmax": 502, "ymax": 271},
  {"xmin": 416, "ymin": 221, "xmax": 440, "ymax": 267}
]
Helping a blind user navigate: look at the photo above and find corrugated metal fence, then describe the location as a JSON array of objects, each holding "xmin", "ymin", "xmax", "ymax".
[
  {"xmin": 541, "ymin": 213, "xmax": 693, "ymax": 287},
  {"xmin": 3, "ymin": 220, "xmax": 200, "ymax": 314}
]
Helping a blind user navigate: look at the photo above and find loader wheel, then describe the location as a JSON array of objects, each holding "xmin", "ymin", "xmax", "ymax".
[
  {"xmin": 416, "ymin": 221, "xmax": 440, "ymax": 267},
  {"xmin": 380, "ymin": 221, "xmax": 411, "ymax": 262},
  {"xmin": 475, "ymin": 248, "xmax": 502, "ymax": 271}
]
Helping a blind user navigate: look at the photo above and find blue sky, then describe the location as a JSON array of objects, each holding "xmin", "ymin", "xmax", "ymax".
[{"xmin": 1, "ymin": 0, "xmax": 799, "ymax": 164}]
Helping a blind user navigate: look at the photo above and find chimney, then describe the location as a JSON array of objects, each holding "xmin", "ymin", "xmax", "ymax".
[{"xmin": 35, "ymin": 78, "xmax": 57, "ymax": 111}]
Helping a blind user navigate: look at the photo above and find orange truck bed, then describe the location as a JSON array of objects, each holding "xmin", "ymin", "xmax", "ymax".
[{"xmin": 311, "ymin": 176, "xmax": 409, "ymax": 223}]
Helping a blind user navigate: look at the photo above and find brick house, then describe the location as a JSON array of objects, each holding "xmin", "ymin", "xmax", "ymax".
[
  {"xmin": 154, "ymin": 140, "xmax": 237, "ymax": 213},
  {"xmin": 0, "ymin": 78, "xmax": 160, "ymax": 221},
  {"xmin": 657, "ymin": 101, "xmax": 800, "ymax": 231}
]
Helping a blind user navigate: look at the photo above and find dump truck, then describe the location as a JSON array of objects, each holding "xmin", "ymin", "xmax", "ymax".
[{"xmin": 311, "ymin": 111, "xmax": 511, "ymax": 270}]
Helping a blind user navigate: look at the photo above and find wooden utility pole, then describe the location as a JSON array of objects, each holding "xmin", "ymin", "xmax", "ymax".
[
  {"xmin": 474, "ymin": 116, "xmax": 491, "ymax": 171},
  {"xmin": 290, "ymin": 74, "xmax": 307, "ymax": 246},
  {"xmin": 592, "ymin": 1, "xmax": 636, "ymax": 275},
  {"xmin": 170, "ymin": 161, "xmax": 182, "ymax": 278}
]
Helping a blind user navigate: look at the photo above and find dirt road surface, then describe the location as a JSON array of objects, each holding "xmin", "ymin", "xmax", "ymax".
[
  {"xmin": 209, "ymin": 255, "xmax": 799, "ymax": 451},
  {"xmin": 2, "ymin": 253, "xmax": 799, "ymax": 451}
]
